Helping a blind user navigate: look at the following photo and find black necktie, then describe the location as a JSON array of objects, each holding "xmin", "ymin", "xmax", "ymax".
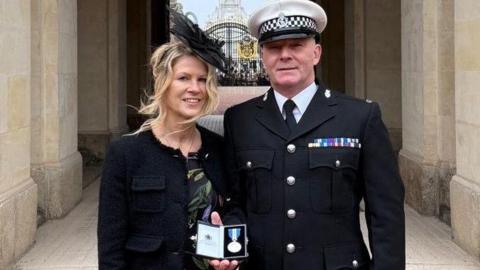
[{"xmin": 283, "ymin": 99, "xmax": 297, "ymax": 133}]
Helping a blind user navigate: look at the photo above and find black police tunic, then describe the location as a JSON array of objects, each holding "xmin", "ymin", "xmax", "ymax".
[{"xmin": 222, "ymin": 84, "xmax": 405, "ymax": 270}]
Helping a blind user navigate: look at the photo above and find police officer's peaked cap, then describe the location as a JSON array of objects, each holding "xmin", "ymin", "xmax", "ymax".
[{"xmin": 248, "ymin": 0, "xmax": 327, "ymax": 44}]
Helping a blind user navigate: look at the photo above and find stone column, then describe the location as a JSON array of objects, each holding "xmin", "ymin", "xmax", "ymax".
[
  {"xmin": 0, "ymin": 0, "xmax": 38, "ymax": 268},
  {"xmin": 344, "ymin": 0, "xmax": 402, "ymax": 151},
  {"xmin": 31, "ymin": 0, "xmax": 83, "ymax": 219},
  {"xmin": 126, "ymin": 0, "xmax": 150, "ymax": 129},
  {"xmin": 451, "ymin": 0, "xmax": 480, "ymax": 258},
  {"xmin": 78, "ymin": 0, "xmax": 128, "ymax": 172},
  {"xmin": 399, "ymin": 0, "xmax": 455, "ymax": 222},
  {"xmin": 344, "ymin": 0, "xmax": 365, "ymax": 99},
  {"xmin": 318, "ymin": 0, "xmax": 345, "ymax": 91},
  {"xmin": 108, "ymin": 0, "xmax": 129, "ymax": 140}
]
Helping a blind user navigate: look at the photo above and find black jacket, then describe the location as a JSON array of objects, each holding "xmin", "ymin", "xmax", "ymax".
[
  {"xmin": 223, "ymin": 84, "xmax": 405, "ymax": 270},
  {"xmin": 98, "ymin": 126, "xmax": 226, "ymax": 270}
]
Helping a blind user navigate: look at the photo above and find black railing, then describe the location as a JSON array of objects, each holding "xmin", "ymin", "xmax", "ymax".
[{"xmin": 206, "ymin": 21, "xmax": 269, "ymax": 86}]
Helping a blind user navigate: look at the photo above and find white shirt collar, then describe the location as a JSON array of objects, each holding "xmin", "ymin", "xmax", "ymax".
[{"xmin": 273, "ymin": 82, "xmax": 318, "ymax": 122}]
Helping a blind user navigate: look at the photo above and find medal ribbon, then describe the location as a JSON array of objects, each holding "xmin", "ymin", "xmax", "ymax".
[{"xmin": 228, "ymin": 228, "xmax": 240, "ymax": 241}]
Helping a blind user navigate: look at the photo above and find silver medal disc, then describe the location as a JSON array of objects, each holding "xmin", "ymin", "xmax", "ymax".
[{"xmin": 227, "ymin": 241, "xmax": 242, "ymax": 253}]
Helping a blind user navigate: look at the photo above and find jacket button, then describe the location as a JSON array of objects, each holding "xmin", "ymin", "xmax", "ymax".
[
  {"xmin": 287, "ymin": 144, "xmax": 296, "ymax": 153},
  {"xmin": 246, "ymin": 161, "xmax": 252, "ymax": 168},
  {"xmin": 352, "ymin": 259, "xmax": 359, "ymax": 268},
  {"xmin": 286, "ymin": 243, "xmax": 295, "ymax": 253},
  {"xmin": 286, "ymin": 176, "xmax": 296, "ymax": 185},
  {"xmin": 287, "ymin": 209, "xmax": 296, "ymax": 219},
  {"xmin": 335, "ymin": 159, "xmax": 341, "ymax": 168}
]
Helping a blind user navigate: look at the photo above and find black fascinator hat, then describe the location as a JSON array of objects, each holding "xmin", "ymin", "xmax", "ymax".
[{"xmin": 169, "ymin": 9, "xmax": 227, "ymax": 73}]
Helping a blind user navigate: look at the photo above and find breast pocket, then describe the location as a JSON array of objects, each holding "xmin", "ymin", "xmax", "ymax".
[
  {"xmin": 309, "ymin": 149, "xmax": 359, "ymax": 213},
  {"xmin": 131, "ymin": 176, "xmax": 166, "ymax": 213},
  {"xmin": 236, "ymin": 150, "xmax": 274, "ymax": 214}
]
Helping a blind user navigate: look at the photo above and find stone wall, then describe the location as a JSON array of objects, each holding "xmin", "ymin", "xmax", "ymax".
[
  {"xmin": 400, "ymin": 0, "xmax": 456, "ymax": 223},
  {"xmin": 0, "ymin": 0, "xmax": 38, "ymax": 268},
  {"xmin": 451, "ymin": 0, "xmax": 480, "ymax": 258}
]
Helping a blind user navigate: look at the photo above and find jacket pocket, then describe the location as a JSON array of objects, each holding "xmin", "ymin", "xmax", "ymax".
[
  {"xmin": 323, "ymin": 243, "xmax": 370, "ymax": 270},
  {"xmin": 309, "ymin": 149, "xmax": 359, "ymax": 213},
  {"xmin": 125, "ymin": 234, "xmax": 168, "ymax": 269},
  {"xmin": 131, "ymin": 176, "xmax": 166, "ymax": 213},
  {"xmin": 125, "ymin": 234, "xmax": 164, "ymax": 252},
  {"xmin": 236, "ymin": 150, "xmax": 274, "ymax": 214}
]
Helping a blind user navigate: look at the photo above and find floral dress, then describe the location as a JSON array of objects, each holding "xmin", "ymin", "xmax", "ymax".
[{"xmin": 184, "ymin": 152, "xmax": 218, "ymax": 270}]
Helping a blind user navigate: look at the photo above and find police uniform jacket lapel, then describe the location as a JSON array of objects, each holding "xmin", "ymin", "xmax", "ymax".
[
  {"xmin": 290, "ymin": 83, "xmax": 337, "ymax": 141},
  {"xmin": 254, "ymin": 83, "xmax": 337, "ymax": 142},
  {"xmin": 255, "ymin": 88, "xmax": 290, "ymax": 141}
]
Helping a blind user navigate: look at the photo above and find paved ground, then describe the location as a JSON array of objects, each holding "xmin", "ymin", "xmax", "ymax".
[{"xmin": 12, "ymin": 178, "xmax": 480, "ymax": 270}]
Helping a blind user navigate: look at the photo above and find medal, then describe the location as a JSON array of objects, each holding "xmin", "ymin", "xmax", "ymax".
[{"xmin": 227, "ymin": 228, "xmax": 242, "ymax": 253}]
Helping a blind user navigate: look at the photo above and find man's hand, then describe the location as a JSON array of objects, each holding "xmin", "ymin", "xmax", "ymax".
[
  {"xmin": 208, "ymin": 211, "xmax": 239, "ymax": 270},
  {"xmin": 210, "ymin": 211, "xmax": 224, "ymax": 226}
]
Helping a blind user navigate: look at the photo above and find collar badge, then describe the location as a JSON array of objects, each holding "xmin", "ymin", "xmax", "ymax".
[{"xmin": 325, "ymin": 89, "xmax": 331, "ymax": 98}]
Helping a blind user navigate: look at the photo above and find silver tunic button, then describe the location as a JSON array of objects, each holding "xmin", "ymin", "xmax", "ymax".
[
  {"xmin": 352, "ymin": 259, "xmax": 359, "ymax": 268},
  {"xmin": 287, "ymin": 144, "xmax": 296, "ymax": 153},
  {"xmin": 246, "ymin": 161, "xmax": 252, "ymax": 168},
  {"xmin": 286, "ymin": 176, "xmax": 296, "ymax": 186},
  {"xmin": 335, "ymin": 159, "xmax": 341, "ymax": 168},
  {"xmin": 287, "ymin": 209, "xmax": 296, "ymax": 219},
  {"xmin": 286, "ymin": 243, "xmax": 295, "ymax": 253}
]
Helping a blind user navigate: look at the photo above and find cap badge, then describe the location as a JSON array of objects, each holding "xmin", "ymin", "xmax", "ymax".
[{"xmin": 277, "ymin": 13, "xmax": 288, "ymax": 28}]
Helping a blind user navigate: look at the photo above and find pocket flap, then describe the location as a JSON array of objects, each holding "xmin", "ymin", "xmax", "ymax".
[
  {"xmin": 236, "ymin": 150, "xmax": 274, "ymax": 170},
  {"xmin": 131, "ymin": 176, "xmax": 166, "ymax": 191},
  {"xmin": 323, "ymin": 243, "xmax": 370, "ymax": 269},
  {"xmin": 125, "ymin": 235, "xmax": 163, "ymax": 252},
  {"xmin": 309, "ymin": 149, "xmax": 359, "ymax": 170}
]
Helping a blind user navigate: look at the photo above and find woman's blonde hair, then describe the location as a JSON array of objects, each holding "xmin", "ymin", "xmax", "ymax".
[{"xmin": 133, "ymin": 40, "xmax": 219, "ymax": 135}]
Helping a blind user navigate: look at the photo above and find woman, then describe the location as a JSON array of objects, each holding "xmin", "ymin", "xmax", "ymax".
[{"xmin": 98, "ymin": 11, "xmax": 228, "ymax": 270}]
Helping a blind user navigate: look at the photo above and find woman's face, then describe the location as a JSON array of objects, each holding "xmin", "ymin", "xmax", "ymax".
[{"xmin": 164, "ymin": 55, "xmax": 208, "ymax": 122}]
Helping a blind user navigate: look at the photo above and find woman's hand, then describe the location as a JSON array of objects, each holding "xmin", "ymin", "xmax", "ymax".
[
  {"xmin": 209, "ymin": 259, "xmax": 238, "ymax": 270},
  {"xmin": 208, "ymin": 212, "xmax": 240, "ymax": 270}
]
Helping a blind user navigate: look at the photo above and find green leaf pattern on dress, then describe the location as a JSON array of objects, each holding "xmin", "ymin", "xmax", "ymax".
[
  {"xmin": 188, "ymin": 181, "xmax": 212, "ymax": 228},
  {"xmin": 192, "ymin": 256, "xmax": 211, "ymax": 270},
  {"xmin": 186, "ymin": 165, "xmax": 215, "ymax": 270}
]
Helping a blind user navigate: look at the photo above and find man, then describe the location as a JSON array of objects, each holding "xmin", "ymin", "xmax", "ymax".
[{"xmin": 211, "ymin": 0, "xmax": 405, "ymax": 269}]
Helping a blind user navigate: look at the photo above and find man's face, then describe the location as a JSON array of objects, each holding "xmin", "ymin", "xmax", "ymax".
[{"xmin": 261, "ymin": 37, "xmax": 321, "ymax": 96}]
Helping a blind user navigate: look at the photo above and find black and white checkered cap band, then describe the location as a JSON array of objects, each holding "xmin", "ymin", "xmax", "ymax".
[{"xmin": 259, "ymin": 15, "xmax": 317, "ymax": 36}]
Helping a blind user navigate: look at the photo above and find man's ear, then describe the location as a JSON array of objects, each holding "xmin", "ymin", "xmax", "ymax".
[{"xmin": 313, "ymin": 43, "xmax": 322, "ymax": 65}]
